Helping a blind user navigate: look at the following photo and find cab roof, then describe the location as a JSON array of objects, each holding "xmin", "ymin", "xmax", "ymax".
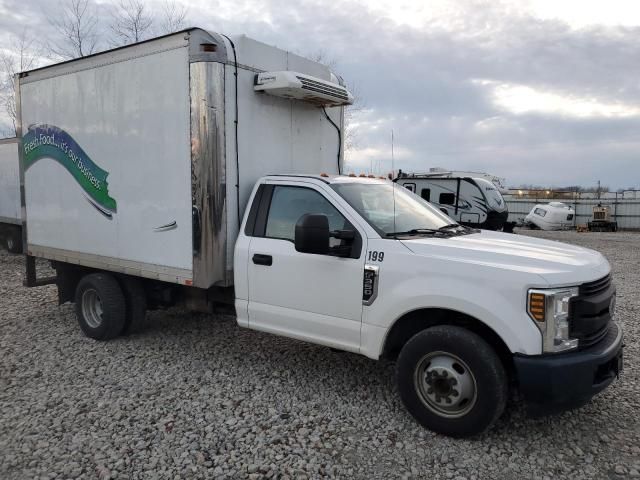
[{"xmin": 264, "ymin": 174, "xmax": 390, "ymax": 185}]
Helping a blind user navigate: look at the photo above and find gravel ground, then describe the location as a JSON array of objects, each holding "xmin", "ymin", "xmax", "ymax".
[{"xmin": 1, "ymin": 230, "xmax": 638, "ymax": 480}]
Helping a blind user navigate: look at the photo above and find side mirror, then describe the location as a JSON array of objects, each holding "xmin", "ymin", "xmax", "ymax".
[{"xmin": 295, "ymin": 214, "xmax": 330, "ymax": 255}]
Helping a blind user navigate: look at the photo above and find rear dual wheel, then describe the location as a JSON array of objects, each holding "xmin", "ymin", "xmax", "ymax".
[
  {"xmin": 396, "ymin": 326, "xmax": 507, "ymax": 438},
  {"xmin": 5, "ymin": 228, "xmax": 22, "ymax": 254},
  {"xmin": 119, "ymin": 276, "xmax": 147, "ymax": 334},
  {"xmin": 75, "ymin": 273, "xmax": 147, "ymax": 340}
]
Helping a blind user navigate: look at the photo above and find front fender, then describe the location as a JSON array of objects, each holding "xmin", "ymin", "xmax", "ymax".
[{"xmin": 361, "ymin": 272, "xmax": 544, "ymax": 359}]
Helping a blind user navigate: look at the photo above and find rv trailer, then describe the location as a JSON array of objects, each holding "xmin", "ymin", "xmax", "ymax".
[
  {"xmin": 395, "ymin": 170, "xmax": 509, "ymax": 230},
  {"xmin": 525, "ymin": 202, "xmax": 575, "ymax": 231}
]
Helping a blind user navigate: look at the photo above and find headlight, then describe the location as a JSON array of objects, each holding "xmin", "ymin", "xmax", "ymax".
[{"xmin": 528, "ymin": 288, "xmax": 579, "ymax": 353}]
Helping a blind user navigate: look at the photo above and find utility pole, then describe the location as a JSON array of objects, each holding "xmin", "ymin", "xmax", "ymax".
[{"xmin": 391, "ymin": 129, "xmax": 395, "ymax": 178}]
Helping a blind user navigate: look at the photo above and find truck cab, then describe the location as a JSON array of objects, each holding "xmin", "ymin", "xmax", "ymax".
[{"xmin": 235, "ymin": 174, "xmax": 623, "ymax": 437}]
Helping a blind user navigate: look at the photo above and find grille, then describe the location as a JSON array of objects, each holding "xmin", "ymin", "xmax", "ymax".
[
  {"xmin": 575, "ymin": 324, "xmax": 610, "ymax": 349},
  {"xmin": 579, "ymin": 274, "xmax": 611, "ymax": 296},
  {"xmin": 572, "ymin": 274, "xmax": 614, "ymax": 350},
  {"xmin": 296, "ymin": 76, "xmax": 350, "ymax": 102}
]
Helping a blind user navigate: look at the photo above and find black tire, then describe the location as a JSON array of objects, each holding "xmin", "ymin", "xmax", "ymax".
[
  {"xmin": 74, "ymin": 273, "xmax": 126, "ymax": 340},
  {"xmin": 6, "ymin": 228, "xmax": 22, "ymax": 254},
  {"xmin": 396, "ymin": 325, "xmax": 508, "ymax": 438},
  {"xmin": 119, "ymin": 276, "xmax": 147, "ymax": 335}
]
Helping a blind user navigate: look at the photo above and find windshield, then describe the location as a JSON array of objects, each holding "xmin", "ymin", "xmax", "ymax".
[{"xmin": 331, "ymin": 182, "xmax": 455, "ymax": 236}]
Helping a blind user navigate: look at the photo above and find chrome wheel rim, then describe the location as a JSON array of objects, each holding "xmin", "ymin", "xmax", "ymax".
[
  {"xmin": 414, "ymin": 351, "xmax": 477, "ymax": 418},
  {"xmin": 6, "ymin": 237, "xmax": 14, "ymax": 250},
  {"xmin": 81, "ymin": 288, "xmax": 104, "ymax": 328}
]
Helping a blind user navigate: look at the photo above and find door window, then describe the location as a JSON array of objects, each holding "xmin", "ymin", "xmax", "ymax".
[
  {"xmin": 265, "ymin": 186, "xmax": 352, "ymax": 245},
  {"xmin": 420, "ymin": 188, "xmax": 431, "ymax": 201}
]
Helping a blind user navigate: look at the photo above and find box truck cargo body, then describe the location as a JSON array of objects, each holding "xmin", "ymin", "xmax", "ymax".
[
  {"xmin": 0, "ymin": 137, "xmax": 22, "ymax": 252},
  {"xmin": 19, "ymin": 30, "xmax": 623, "ymax": 438},
  {"xmin": 18, "ymin": 29, "xmax": 346, "ymax": 288}
]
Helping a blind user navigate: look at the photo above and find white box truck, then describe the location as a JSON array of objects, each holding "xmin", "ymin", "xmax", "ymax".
[
  {"xmin": 0, "ymin": 137, "xmax": 23, "ymax": 253},
  {"xmin": 18, "ymin": 29, "xmax": 622, "ymax": 438}
]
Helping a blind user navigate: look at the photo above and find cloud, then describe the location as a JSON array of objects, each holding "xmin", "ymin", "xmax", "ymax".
[
  {"xmin": 1, "ymin": 0, "xmax": 639, "ymax": 188},
  {"xmin": 485, "ymin": 82, "xmax": 640, "ymax": 118}
]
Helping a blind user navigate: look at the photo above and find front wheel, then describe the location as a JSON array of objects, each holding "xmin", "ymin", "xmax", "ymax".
[{"xmin": 396, "ymin": 325, "xmax": 507, "ymax": 438}]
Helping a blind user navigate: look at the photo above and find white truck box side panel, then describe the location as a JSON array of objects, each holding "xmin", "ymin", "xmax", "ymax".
[
  {"xmin": 228, "ymin": 35, "xmax": 331, "ymax": 81},
  {"xmin": 22, "ymin": 34, "xmax": 190, "ymax": 85},
  {"xmin": 21, "ymin": 47, "xmax": 193, "ymax": 274},
  {"xmin": 0, "ymin": 140, "xmax": 21, "ymax": 224},
  {"xmin": 223, "ymin": 65, "xmax": 342, "ymax": 268}
]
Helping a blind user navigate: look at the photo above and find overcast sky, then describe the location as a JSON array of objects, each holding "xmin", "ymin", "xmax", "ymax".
[{"xmin": 2, "ymin": 0, "xmax": 640, "ymax": 189}]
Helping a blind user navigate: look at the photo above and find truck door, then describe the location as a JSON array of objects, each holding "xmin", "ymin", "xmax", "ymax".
[{"xmin": 245, "ymin": 183, "xmax": 366, "ymax": 352}]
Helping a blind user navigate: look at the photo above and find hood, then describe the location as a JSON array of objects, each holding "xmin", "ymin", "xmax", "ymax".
[{"xmin": 401, "ymin": 231, "xmax": 610, "ymax": 286}]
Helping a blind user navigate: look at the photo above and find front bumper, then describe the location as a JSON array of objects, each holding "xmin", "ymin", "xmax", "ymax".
[{"xmin": 513, "ymin": 322, "xmax": 623, "ymax": 415}]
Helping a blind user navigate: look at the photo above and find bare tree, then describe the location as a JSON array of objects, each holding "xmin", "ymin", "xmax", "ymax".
[
  {"xmin": 307, "ymin": 50, "xmax": 338, "ymax": 71},
  {"xmin": 0, "ymin": 31, "xmax": 40, "ymax": 136},
  {"xmin": 48, "ymin": 0, "xmax": 100, "ymax": 59},
  {"xmin": 306, "ymin": 50, "xmax": 365, "ymax": 153},
  {"xmin": 342, "ymin": 81, "xmax": 365, "ymax": 152},
  {"xmin": 157, "ymin": 0, "xmax": 188, "ymax": 35},
  {"xmin": 110, "ymin": 0, "xmax": 154, "ymax": 45}
]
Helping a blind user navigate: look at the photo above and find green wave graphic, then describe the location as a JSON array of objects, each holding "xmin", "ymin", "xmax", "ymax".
[{"xmin": 22, "ymin": 124, "xmax": 117, "ymax": 214}]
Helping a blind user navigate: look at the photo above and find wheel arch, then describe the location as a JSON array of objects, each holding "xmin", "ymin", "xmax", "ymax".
[
  {"xmin": 381, "ymin": 307, "xmax": 514, "ymax": 376},
  {"xmin": 52, "ymin": 262, "xmax": 176, "ymax": 309}
]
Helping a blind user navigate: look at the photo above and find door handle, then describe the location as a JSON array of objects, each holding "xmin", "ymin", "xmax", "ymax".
[
  {"xmin": 154, "ymin": 221, "xmax": 177, "ymax": 232},
  {"xmin": 252, "ymin": 254, "xmax": 273, "ymax": 266}
]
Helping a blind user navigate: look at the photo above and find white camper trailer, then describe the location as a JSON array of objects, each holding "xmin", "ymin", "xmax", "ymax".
[
  {"xmin": 0, "ymin": 138, "xmax": 22, "ymax": 252},
  {"xmin": 18, "ymin": 29, "xmax": 622, "ymax": 438},
  {"xmin": 395, "ymin": 171, "xmax": 509, "ymax": 230},
  {"xmin": 525, "ymin": 202, "xmax": 575, "ymax": 231}
]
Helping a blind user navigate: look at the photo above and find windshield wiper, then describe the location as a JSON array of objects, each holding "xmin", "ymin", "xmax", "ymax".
[
  {"xmin": 385, "ymin": 228, "xmax": 453, "ymax": 237},
  {"xmin": 438, "ymin": 223, "xmax": 461, "ymax": 231},
  {"xmin": 438, "ymin": 223, "xmax": 480, "ymax": 235}
]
